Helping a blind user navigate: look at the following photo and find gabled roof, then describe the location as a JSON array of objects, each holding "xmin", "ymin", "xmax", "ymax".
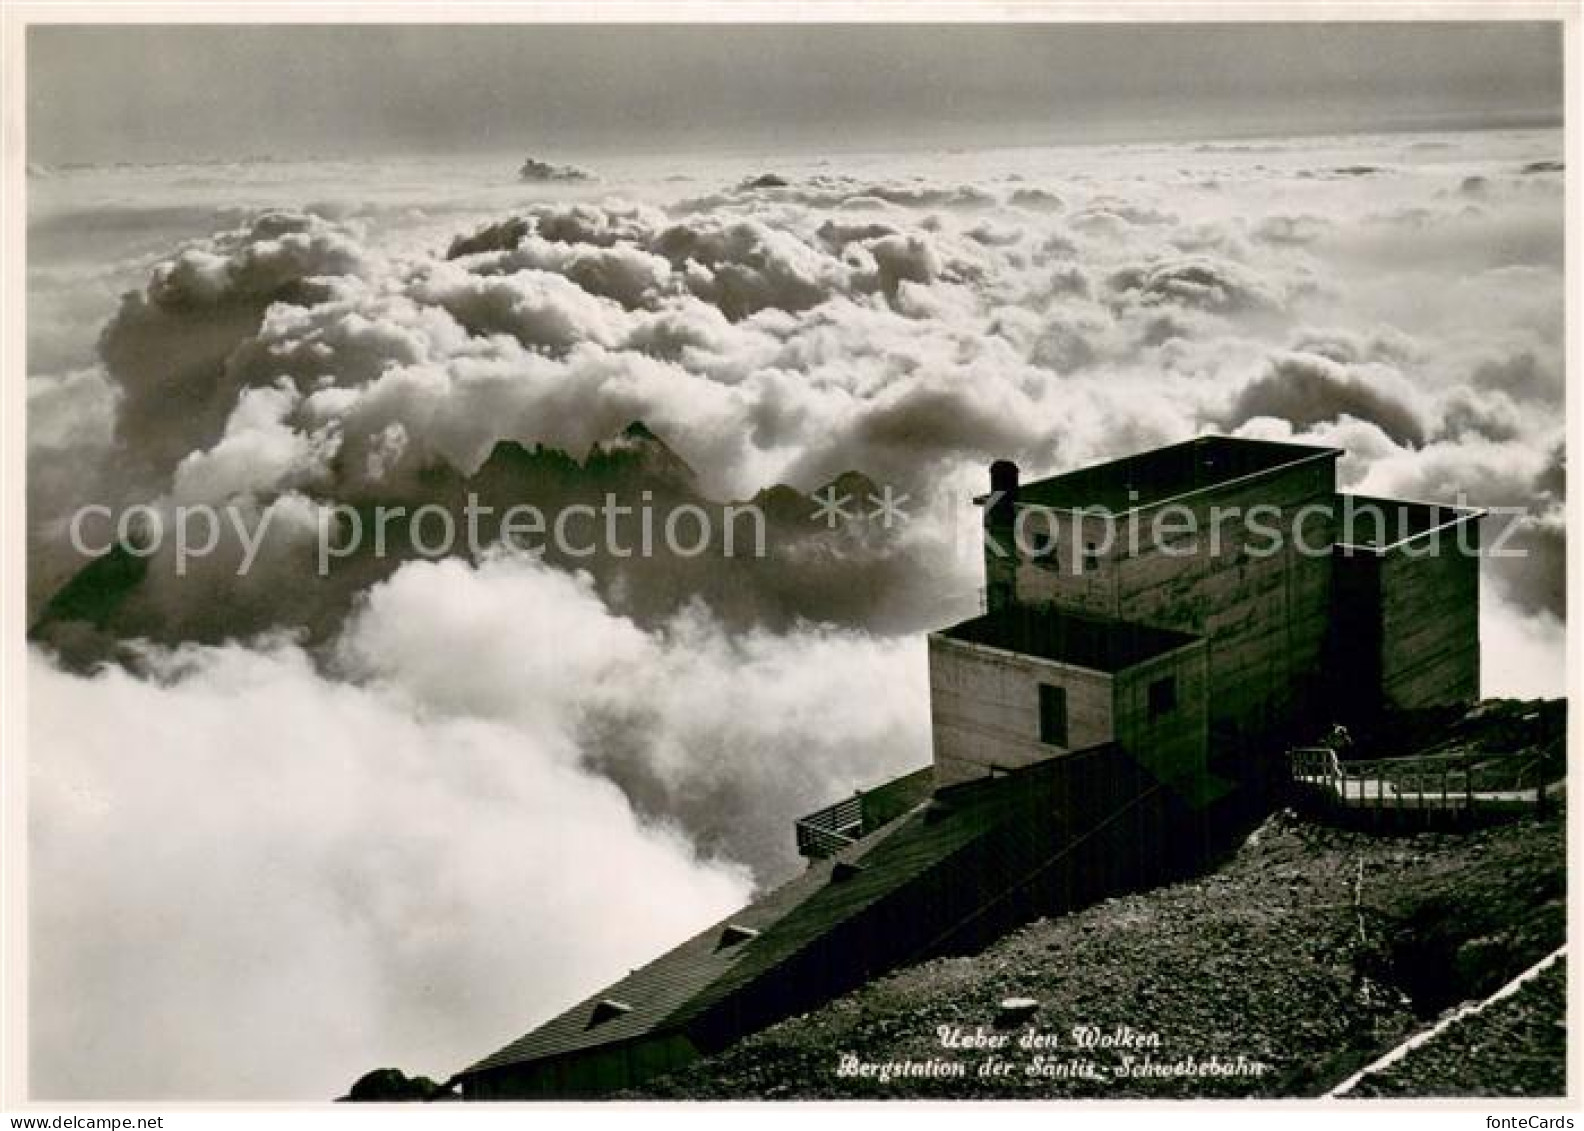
[{"xmin": 458, "ymin": 821, "xmax": 872, "ymax": 1077}]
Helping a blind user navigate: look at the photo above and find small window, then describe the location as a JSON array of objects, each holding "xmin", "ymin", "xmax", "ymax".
[
  {"xmin": 1039, "ymin": 683, "xmax": 1068, "ymax": 746},
  {"xmin": 1021, "ymin": 517, "xmax": 1059, "ymax": 567},
  {"xmin": 717, "ymin": 923, "xmax": 759, "ymax": 949},
  {"xmin": 1149, "ymin": 676, "xmax": 1177, "ymax": 720},
  {"xmin": 1082, "ymin": 543, "xmax": 1101, "ymax": 573}
]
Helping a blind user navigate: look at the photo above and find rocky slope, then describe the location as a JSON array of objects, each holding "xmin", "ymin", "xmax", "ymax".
[
  {"xmin": 1347, "ymin": 957, "xmax": 1565, "ymax": 1098},
  {"xmin": 637, "ymin": 803, "xmax": 1565, "ymax": 1099}
]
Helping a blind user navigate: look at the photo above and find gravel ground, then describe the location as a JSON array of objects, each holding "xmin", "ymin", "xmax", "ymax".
[
  {"xmin": 1347, "ymin": 959, "xmax": 1566, "ymax": 1098},
  {"xmin": 637, "ymin": 810, "xmax": 1564, "ymax": 1100}
]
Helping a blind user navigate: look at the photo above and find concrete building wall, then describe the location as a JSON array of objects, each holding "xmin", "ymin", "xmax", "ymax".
[
  {"xmin": 927, "ymin": 634, "xmax": 1114, "ymax": 786},
  {"xmin": 1112, "ymin": 641, "xmax": 1210, "ymax": 792},
  {"xmin": 1327, "ymin": 547, "xmax": 1383, "ymax": 724},
  {"xmin": 1003, "ymin": 506, "xmax": 1119, "ymax": 619},
  {"xmin": 1377, "ymin": 523, "xmax": 1481, "ymax": 710},
  {"xmin": 1329, "ymin": 511, "xmax": 1482, "ymax": 719},
  {"xmin": 1008, "ymin": 457, "xmax": 1337, "ymax": 747}
]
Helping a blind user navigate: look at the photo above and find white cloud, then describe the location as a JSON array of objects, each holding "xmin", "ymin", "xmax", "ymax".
[
  {"xmin": 335, "ymin": 553, "xmax": 932, "ymax": 871},
  {"xmin": 29, "ymin": 636, "xmax": 751, "ymax": 1100},
  {"xmin": 1225, "ymin": 350, "xmax": 1430, "ymax": 447},
  {"xmin": 1481, "ymin": 581, "xmax": 1565, "ymax": 700},
  {"xmin": 29, "ymin": 549, "xmax": 931, "ymax": 1098}
]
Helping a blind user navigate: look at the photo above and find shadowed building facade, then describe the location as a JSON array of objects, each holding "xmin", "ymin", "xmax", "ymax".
[{"xmin": 966, "ymin": 435, "xmax": 1481, "ymax": 784}]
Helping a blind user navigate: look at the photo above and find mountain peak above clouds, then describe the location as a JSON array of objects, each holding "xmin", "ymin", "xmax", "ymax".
[
  {"xmin": 817, "ymin": 469, "xmax": 881, "ymax": 503},
  {"xmin": 585, "ymin": 420, "xmax": 698, "ymax": 489},
  {"xmin": 518, "ymin": 157, "xmax": 596, "ymax": 184}
]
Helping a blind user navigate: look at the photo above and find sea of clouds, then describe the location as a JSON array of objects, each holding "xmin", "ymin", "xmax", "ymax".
[{"xmin": 26, "ymin": 129, "xmax": 1565, "ymax": 1098}]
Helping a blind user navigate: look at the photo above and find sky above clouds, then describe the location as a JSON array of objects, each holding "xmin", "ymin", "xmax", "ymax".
[{"xmin": 27, "ymin": 22, "xmax": 1564, "ymax": 165}]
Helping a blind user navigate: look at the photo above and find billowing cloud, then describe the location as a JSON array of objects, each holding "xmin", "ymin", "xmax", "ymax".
[
  {"xmin": 1481, "ymin": 583, "xmax": 1566, "ymax": 699},
  {"xmin": 98, "ymin": 211, "xmax": 372, "ymax": 485},
  {"xmin": 31, "ymin": 134, "xmax": 1568, "ymax": 768},
  {"xmin": 1252, "ymin": 212, "xmax": 1331, "ymax": 246},
  {"xmin": 30, "ymin": 549, "xmax": 932, "ymax": 1099},
  {"xmin": 1354, "ymin": 437, "xmax": 1565, "ymax": 620},
  {"xmin": 334, "ymin": 553, "xmax": 931, "ymax": 873},
  {"xmin": 30, "ymin": 631, "xmax": 748, "ymax": 1100},
  {"xmin": 1225, "ymin": 350, "xmax": 1430, "ymax": 447},
  {"xmin": 27, "ymin": 367, "xmax": 120, "ymax": 602}
]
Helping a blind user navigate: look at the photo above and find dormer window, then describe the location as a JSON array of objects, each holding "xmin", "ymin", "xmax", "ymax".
[
  {"xmin": 587, "ymin": 999, "xmax": 632, "ymax": 1028},
  {"xmin": 717, "ymin": 924, "xmax": 759, "ymax": 949}
]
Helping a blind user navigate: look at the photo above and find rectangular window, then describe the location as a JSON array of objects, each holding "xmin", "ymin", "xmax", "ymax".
[
  {"xmin": 1082, "ymin": 543, "xmax": 1101, "ymax": 572},
  {"xmin": 1149, "ymin": 676, "xmax": 1177, "ymax": 719},
  {"xmin": 1026, "ymin": 519, "xmax": 1059, "ymax": 568},
  {"xmin": 1038, "ymin": 683, "xmax": 1068, "ymax": 746}
]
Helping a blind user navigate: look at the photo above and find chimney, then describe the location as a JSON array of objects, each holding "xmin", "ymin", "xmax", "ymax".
[
  {"xmin": 984, "ymin": 460, "xmax": 1020, "ymax": 614},
  {"xmin": 988, "ymin": 460, "xmax": 1019, "ymax": 523},
  {"xmin": 990, "ymin": 459, "xmax": 1020, "ymax": 498}
]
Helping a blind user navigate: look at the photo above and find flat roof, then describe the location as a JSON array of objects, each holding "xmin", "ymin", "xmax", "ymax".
[
  {"xmin": 936, "ymin": 605, "xmax": 1200, "ymax": 674},
  {"xmin": 1009, "ymin": 435, "xmax": 1341, "ymax": 515}
]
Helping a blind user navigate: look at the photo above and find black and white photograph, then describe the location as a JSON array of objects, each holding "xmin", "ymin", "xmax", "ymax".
[{"xmin": 3, "ymin": 5, "xmax": 1575, "ymax": 1117}]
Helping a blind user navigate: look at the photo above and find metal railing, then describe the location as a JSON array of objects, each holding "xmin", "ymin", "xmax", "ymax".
[
  {"xmin": 1290, "ymin": 745, "xmax": 1342, "ymax": 787},
  {"xmin": 1289, "ymin": 745, "xmax": 1550, "ymax": 818},
  {"xmin": 794, "ymin": 767, "xmax": 936, "ymax": 861},
  {"xmin": 794, "ymin": 795, "xmax": 865, "ymax": 859}
]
